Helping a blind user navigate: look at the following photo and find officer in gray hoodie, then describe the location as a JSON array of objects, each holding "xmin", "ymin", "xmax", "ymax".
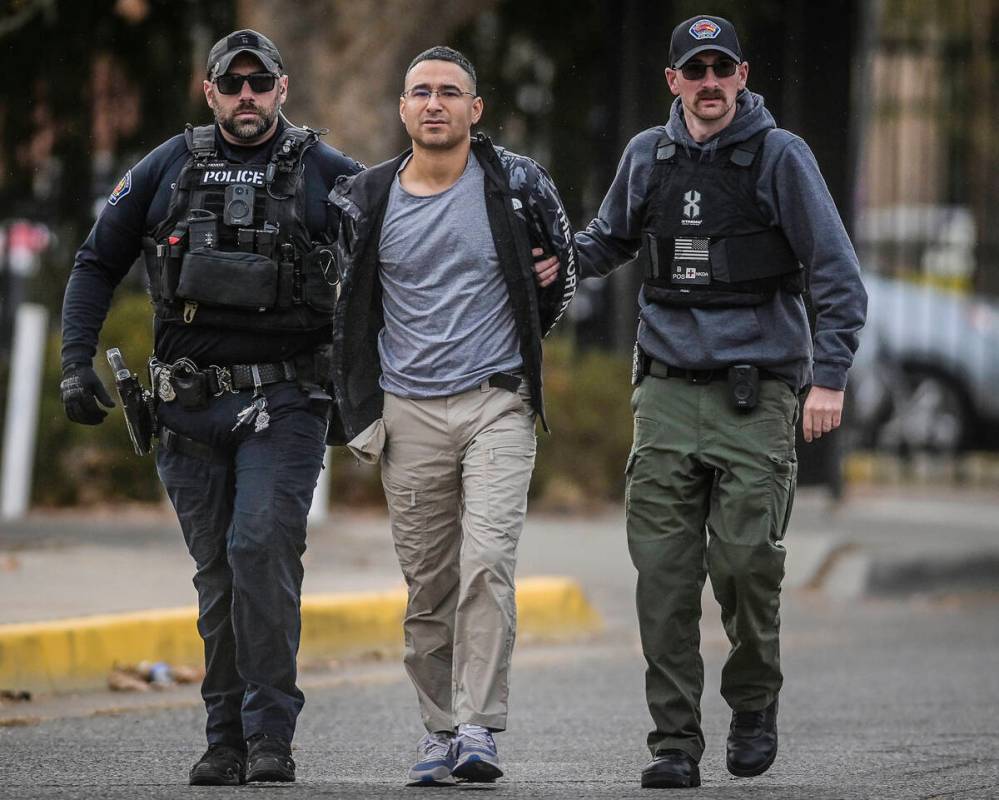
[{"xmin": 575, "ymin": 14, "xmax": 867, "ymax": 789}]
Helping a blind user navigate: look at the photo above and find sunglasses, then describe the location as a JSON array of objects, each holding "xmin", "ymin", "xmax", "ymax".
[
  {"xmin": 679, "ymin": 59, "xmax": 739, "ymax": 81},
  {"xmin": 213, "ymin": 72, "xmax": 277, "ymax": 95}
]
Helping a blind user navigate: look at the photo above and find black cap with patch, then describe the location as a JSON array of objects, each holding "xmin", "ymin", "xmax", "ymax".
[
  {"xmin": 669, "ymin": 15, "xmax": 742, "ymax": 68},
  {"xmin": 207, "ymin": 29, "xmax": 283, "ymax": 79}
]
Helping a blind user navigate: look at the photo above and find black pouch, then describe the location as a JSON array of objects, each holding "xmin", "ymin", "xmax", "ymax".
[
  {"xmin": 301, "ymin": 244, "xmax": 338, "ymax": 313},
  {"xmin": 177, "ymin": 248, "xmax": 279, "ymax": 310},
  {"xmin": 169, "ymin": 362, "xmax": 209, "ymax": 410}
]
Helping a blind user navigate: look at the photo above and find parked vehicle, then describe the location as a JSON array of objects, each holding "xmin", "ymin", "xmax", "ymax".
[{"xmin": 848, "ymin": 273, "xmax": 999, "ymax": 453}]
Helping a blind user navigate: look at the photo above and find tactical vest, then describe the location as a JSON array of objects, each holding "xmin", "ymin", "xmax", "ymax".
[
  {"xmin": 637, "ymin": 128, "xmax": 804, "ymax": 308},
  {"xmin": 142, "ymin": 123, "xmax": 338, "ymax": 332}
]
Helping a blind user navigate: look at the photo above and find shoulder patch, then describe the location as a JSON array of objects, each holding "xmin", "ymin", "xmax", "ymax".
[{"xmin": 107, "ymin": 170, "xmax": 132, "ymax": 206}]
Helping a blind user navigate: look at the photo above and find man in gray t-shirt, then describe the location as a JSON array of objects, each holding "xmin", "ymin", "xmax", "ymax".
[
  {"xmin": 378, "ymin": 153, "xmax": 522, "ymax": 398},
  {"xmin": 329, "ymin": 46, "xmax": 577, "ymax": 786}
]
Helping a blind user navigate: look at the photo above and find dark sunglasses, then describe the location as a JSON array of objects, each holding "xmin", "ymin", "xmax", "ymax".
[
  {"xmin": 213, "ymin": 72, "xmax": 277, "ymax": 95},
  {"xmin": 679, "ymin": 59, "xmax": 738, "ymax": 81}
]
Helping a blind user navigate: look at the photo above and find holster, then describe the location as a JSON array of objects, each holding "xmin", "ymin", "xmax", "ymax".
[
  {"xmin": 107, "ymin": 348, "xmax": 157, "ymax": 456},
  {"xmin": 294, "ymin": 343, "xmax": 334, "ymax": 418}
]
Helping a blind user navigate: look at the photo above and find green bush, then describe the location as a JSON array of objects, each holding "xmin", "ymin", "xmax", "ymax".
[{"xmin": 531, "ymin": 338, "xmax": 634, "ymax": 510}]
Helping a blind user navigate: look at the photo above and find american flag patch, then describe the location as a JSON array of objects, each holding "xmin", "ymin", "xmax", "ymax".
[
  {"xmin": 674, "ymin": 237, "xmax": 709, "ymax": 261},
  {"xmin": 672, "ymin": 237, "xmax": 711, "ymax": 284}
]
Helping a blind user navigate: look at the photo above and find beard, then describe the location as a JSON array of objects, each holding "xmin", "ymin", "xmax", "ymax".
[{"xmin": 214, "ymin": 99, "xmax": 280, "ymax": 142}]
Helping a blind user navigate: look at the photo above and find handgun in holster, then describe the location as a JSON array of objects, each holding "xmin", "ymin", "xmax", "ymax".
[
  {"xmin": 106, "ymin": 348, "xmax": 157, "ymax": 456},
  {"xmin": 293, "ymin": 343, "xmax": 334, "ymax": 418}
]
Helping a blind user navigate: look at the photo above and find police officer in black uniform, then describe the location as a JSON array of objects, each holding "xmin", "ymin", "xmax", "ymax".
[{"xmin": 59, "ymin": 29, "xmax": 362, "ymax": 786}]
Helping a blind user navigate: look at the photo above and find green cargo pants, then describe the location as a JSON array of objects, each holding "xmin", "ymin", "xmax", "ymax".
[{"xmin": 626, "ymin": 374, "xmax": 799, "ymax": 762}]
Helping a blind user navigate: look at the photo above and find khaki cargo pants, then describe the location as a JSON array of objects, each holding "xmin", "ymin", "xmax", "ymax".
[
  {"xmin": 626, "ymin": 374, "xmax": 799, "ymax": 761},
  {"xmin": 381, "ymin": 380, "xmax": 537, "ymax": 733}
]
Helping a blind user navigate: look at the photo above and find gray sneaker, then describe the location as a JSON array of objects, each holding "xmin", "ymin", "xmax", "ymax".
[
  {"xmin": 407, "ymin": 731, "xmax": 456, "ymax": 786},
  {"xmin": 452, "ymin": 724, "xmax": 502, "ymax": 782}
]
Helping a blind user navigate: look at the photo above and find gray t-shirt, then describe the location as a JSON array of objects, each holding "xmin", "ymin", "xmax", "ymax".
[{"xmin": 377, "ymin": 154, "xmax": 522, "ymax": 398}]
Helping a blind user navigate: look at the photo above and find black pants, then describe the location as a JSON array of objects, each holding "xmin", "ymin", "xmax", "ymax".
[{"xmin": 156, "ymin": 381, "xmax": 327, "ymax": 747}]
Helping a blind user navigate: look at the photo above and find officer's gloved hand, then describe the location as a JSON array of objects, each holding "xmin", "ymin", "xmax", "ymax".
[{"xmin": 60, "ymin": 363, "xmax": 115, "ymax": 425}]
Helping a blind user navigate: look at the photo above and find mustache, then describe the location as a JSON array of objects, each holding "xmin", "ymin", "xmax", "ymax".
[{"xmin": 696, "ymin": 90, "xmax": 725, "ymax": 100}]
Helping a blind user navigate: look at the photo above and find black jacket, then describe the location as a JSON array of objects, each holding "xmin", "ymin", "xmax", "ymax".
[{"xmin": 328, "ymin": 133, "xmax": 577, "ymax": 444}]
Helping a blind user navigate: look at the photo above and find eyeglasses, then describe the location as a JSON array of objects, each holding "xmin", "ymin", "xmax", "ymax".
[
  {"xmin": 679, "ymin": 59, "xmax": 739, "ymax": 81},
  {"xmin": 401, "ymin": 86, "xmax": 476, "ymax": 102},
  {"xmin": 213, "ymin": 72, "xmax": 277, "ymax": 95}
]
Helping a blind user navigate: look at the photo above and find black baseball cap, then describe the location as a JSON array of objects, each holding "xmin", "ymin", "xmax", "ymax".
[
  {"xmin": 207, "ymin": 29, "xmax": 283, "ymax": 79},
  {"xmin": 669, "ymin": 15, "xmax": 742, "ymax": 68}
]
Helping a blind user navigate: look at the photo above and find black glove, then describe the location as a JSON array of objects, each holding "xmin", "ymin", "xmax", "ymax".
[{"xmin": 60, "ymin": 364, "xmax": 115, "ymax": 425}]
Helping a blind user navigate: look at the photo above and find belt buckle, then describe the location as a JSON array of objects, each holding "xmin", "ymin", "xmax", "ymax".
[{"xmin": 689, "ymin": 371, "xmax": 713, "ymax": 385}]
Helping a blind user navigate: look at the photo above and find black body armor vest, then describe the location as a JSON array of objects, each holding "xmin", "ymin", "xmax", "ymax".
[
  {"xmin": 637, "ymin": 128, "xmax": 804, "ymax": 308},
  {"xmin": 142, "ymin": 124, "xmax": 338, "ymax": 332}
]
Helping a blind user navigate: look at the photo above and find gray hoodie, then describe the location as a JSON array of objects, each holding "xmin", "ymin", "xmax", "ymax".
[{"xmin": 575, "ymin": 90, "xmax": 867, "ymax": 391}]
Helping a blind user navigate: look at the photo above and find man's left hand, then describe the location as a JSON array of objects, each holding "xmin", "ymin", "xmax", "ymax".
[
  {"xmin": 802, "ymin": 386, "xmax": 845, "ymax": 442},
  {"xmin": 532, "ymin": 248, "xmax": 559, "ymax": 288}
]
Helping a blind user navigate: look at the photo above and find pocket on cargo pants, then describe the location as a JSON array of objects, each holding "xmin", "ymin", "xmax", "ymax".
[{"xmin": 767, "ymin": 453, "xmax": 798, "ymax": 543}]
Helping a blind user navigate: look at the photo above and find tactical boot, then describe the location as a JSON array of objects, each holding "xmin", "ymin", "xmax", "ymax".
[
  {"xmin": 641, "ymin": 749, "xmax": 701, "ymax": 789},
  {"xmin": 726, "ymin": 699, "xmax": 778, "ymax": 777},
  {"xmin": 246, "ymin": 733, "xmax": 296, "ymax": 783},
  {"xmin": 189, "ymin": 743, "xmax": 246, "ymax": 786}
]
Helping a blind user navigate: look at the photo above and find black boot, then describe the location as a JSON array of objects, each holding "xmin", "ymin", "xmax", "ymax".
[
  {"xmin": 246, "ymin": 733, "xmax": 296, "ymax": 783},
  {"xmin": 189, "ymin": 743, "xmax": 246, "ymax": 786},
  {"xmin": 726, "ymin": 699, "xmax": 778, "ymax": 777},
  {"xmin": 641, "ymin": 749, "xmax": 701, "ymax": 788}
]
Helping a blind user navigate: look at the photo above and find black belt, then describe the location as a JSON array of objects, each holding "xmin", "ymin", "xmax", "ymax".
[
  {"xmin": 645, "ymin": 359, "xmax": 779, "ymax": 384},
  {"xmin": 487, "ymin": 372, "xmax": 522, "ymax": 393},
  {"xmin": 158, "ymin": 426, "xmax": 228, "ymax": 464},
  {"xmin": 226, "ymin": 361, "xmax": 296, "ymax": 391},
  {"xmin": 151, "ymin": 359, "xmax": 296, "ymax": 397}
]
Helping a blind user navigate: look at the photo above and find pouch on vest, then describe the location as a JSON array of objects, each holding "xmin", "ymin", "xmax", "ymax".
[
  {"xmin": 176, "ymin": 248, "xmax": 279, "ymax": 310},
  {"xmin": 301, "ymin": 244, "xmax": 338, "ymax": 313}
]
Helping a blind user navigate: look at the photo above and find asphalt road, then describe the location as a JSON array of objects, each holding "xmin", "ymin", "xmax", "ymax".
[
  {"xmin": 4, "ymin": 602, "xmax": 999, "ymax": 798},
  {"xmin": 4, "ymin": 544, "xmax": 999, "ymax": 796}
]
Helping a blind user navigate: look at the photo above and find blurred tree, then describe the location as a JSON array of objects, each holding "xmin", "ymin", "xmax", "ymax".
[{"xmin": 239, "ymin": 0, "xmax": 497, "ymax": 165}]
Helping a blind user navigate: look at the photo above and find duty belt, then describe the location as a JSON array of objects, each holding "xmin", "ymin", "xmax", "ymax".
[
  {"xmin": 151, "ymin": 358, "xmax": 297, "ymax": 400},
  {"xmin": 645, "ymin": 359, "xmax": 780, "ymax": 384}
]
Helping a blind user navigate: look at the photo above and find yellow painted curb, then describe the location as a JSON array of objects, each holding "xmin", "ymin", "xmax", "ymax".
[{"xmin": 0, "ymin": 576, "xmax": 601, "ymax": 694}]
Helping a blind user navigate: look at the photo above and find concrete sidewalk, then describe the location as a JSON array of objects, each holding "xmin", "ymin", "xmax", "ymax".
[{"xmin": 1, "ymin": 486, "xmax": 996, "ymax": 694}]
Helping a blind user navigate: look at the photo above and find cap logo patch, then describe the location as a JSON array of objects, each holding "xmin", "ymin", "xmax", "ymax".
[
  {"xmin": 108, "ymin": 170, "xmax": 131, "ymax": 206},
  {"xmin": 230, "ymin": 32, "xmax": 260, "ymax": 48},
  {"xmin": 689, "ymin": 19, "xmax": 721, "ymax": 40}
]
